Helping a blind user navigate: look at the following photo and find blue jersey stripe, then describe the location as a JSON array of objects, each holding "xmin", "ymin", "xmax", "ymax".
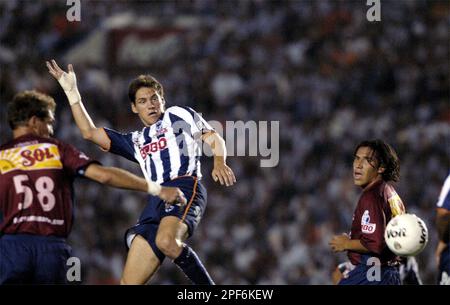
[
  {"xmin": 181, "ymin": 106, "xmax": 196, "ymax": 119},
  {"xmin": 143, "ymin": 127, "xmax": 151, "ymax": 143},
  {"xmin": 142, "ymin": 128, "xmax": 157, "ymax": 182},
  {"xmin": 177, "ymin": 133, "xmax": 189, "ymax": 176},
  {"xmin": 169, "ymin": 113, "xmax": 191, "ymax": 177},
  {"xmin": 148, "ymin": 158, "xmax": 156, "ymax": 181},
  {"xmin": 158, "ymin": 133, "xmax": 171, "ymax": 182},
  {"xmin": 181, "ymin": 106, "xmax": 212, "ymax": 135},
  {"xmin": 182, "ymin": 106, "xmax": 201, "ymax": 129},
  {"xmin": 192, "ymin": 155, "xmax": 200, "ymax": 177}
]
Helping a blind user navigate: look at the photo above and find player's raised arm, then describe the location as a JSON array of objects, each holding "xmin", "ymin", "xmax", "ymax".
[
  {"xmin": 84, "ymin": 163, "xmax": 186, "ymax": 205},
  {"xmin": 46, "ymin": 59, "xmax": 111, "ymax": 150},
  {"xmin": 202, "ymin": 130, "xmax": 236, "ymax": 187}
]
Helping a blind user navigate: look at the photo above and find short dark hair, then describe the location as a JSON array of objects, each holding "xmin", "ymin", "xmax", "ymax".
[
  {"xmin": 7, "ymin": 90, "xmax": 56, "ymax": 130},
  {"xmin": 354, "ymin": 139, "xmax": 400, "ymax": 182},
  {"xmin": 128, "ymin": 75, "xmax": 164, "ymax": 104}
]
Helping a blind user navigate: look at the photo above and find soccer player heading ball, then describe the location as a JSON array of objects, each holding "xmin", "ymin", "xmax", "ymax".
[
  {"xmin": 329, "ymin": 139, "xmax": 406, "ymax": 285},
  {"xmin": 47, "ymin": 60, "xmax": 236, "ymax": 285}
]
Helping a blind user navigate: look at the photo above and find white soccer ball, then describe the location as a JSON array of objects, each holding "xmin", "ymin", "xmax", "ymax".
[{"xmin": 384, "ymin": 213, "xmax": 428, "ymax": 256}]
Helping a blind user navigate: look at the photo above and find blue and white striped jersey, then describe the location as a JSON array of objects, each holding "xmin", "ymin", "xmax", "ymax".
[
  {"xmin": 104, "ymin": 106, "xmax": 214, "ymax": 184},
  {"xmin": 437, "ymin": 174, "xmax": 450, "ymax": 210}
]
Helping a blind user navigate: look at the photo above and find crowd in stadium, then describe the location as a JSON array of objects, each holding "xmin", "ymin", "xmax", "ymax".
[{"xmin": 0, "ymin": 0, "xmax": 448, "ymax": 284}]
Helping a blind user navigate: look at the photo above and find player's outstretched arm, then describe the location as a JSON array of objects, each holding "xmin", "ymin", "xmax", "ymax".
[
  {"xmin": 202, "ymin": 131, "xmax": 236, "ymax": 187},
  {"xmin": 46, "ymin": 59, "xmax": 111, "ymax": 150},
  {"xmin": 84, "ymin": 163, "xmax": 186, "ymax": 205}
]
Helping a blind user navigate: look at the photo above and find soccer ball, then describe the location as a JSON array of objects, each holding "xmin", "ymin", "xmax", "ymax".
[{"xmin": 384, "ymin": 214, "xmax": 428, "ymax": 256}]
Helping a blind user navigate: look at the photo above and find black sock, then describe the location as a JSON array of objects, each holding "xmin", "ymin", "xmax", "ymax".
[{"xmin": 173, "ymin": 245, "xmax": 215, "ymax": 285}]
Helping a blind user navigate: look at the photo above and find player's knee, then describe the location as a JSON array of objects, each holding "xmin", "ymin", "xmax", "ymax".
[{"xmin": 155, "ymin": 235, "xmax": 179, "ymax": 258}]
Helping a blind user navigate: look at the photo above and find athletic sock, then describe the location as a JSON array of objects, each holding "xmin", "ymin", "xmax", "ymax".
[{"xmin": 173, "ymin": 245, "xmax": 215, "ymax": 285}]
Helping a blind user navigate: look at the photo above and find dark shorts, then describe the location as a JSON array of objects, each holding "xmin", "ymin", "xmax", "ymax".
[
  {"xmin": 0, "ymin": 234, "xmax": 71, "ymax": 284},
  {"xmin": 438, "ymin": 245, "xmax": 450, "ymax": 285},
  {"xmin": 339, "ymin": 263, "xmax": 401, "ymax": 285},
  {"xmin": 124, "ymin": 176, "xmax": 207, "ymax": 262}
]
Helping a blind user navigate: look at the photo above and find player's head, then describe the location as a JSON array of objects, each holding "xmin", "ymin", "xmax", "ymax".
[
  {"xmin": 7, "ymin": 90, "xmax": 56, "ymax": 138},
  {"xmin": 353, "ymin": 139, "xmax": 400, "ymax": 187},
  {"xmin": 128, "ymin": 75, "xmax": 165, "ymax": 126}
]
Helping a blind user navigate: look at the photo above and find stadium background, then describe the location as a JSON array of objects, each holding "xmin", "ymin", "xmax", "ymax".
[{"xmin": 0, "ymin": 0, "xmax": 448, "ymax": 284}]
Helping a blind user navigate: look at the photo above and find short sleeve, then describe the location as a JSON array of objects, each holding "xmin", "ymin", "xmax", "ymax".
[
  {"xmin": 60, "ymin": 142, "xmax": 99, "ymax": 177},
  {"xmin": 103, "ymin": 127, "xmax": 138, "ymax": 163}
]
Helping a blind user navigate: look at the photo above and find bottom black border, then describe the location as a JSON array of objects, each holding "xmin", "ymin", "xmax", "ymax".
[{"xmin": 0, "ymin": 284, "xmax": 443, "ymax": 304}]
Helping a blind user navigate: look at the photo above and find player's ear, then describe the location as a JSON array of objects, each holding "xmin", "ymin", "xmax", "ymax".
[
  {"xmin": 27, "ymin": 116, "xmax": 40, "ymax": 135},
  {"xmin": 378, "ymin": 166, "xmax": 386, "ymax": 174},
  {"xmin": 27, "ymin": 116, "xmax": 39, "ymax": 128},
  {"xmin": 131, "ymin": 102, "xmax": 139, "ymax": 114}
]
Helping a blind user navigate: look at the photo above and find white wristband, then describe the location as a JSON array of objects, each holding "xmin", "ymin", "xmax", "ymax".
[
  {"xmin": 65, "ymin": 88, "xmax": 82, "ymax": 106},
  {"xmin": 147, "ymin": 181, "xmax": 162, "ymax": 196}
]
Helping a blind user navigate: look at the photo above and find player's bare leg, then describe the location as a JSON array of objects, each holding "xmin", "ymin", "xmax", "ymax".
[
  {"xmin": 156, "ymin": 216, "xmax": 214, "ymax": 284},
  {"xmin": 120, "ymin": 235, "xmax": 161, "ymax": 285},
  {"xmin": 155, "ymin": 216, "xmax": 188, "ymax": 259}
]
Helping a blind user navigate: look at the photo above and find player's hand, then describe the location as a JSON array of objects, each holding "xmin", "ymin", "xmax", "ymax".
[
  {"xmin": 329, "ymin": 234, "xmax": 350, "ymax": 252},
  {"xmin": 46, "ymin": 59, "xmax": 81, "ymax": 105},
  {"xmin": 212, "ymin": 162, "xmax": 236, "ymax": 186},
  {"xmin": 159, "ymin": 186, "xmax": 187, "ymax": 206}
]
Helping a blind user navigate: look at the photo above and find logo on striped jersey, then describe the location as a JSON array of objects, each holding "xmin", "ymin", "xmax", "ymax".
[
  {"xmin": 139, "ymin": 137, "xmax": 168, "ymax": 159},
  {"xmin": 0, "ymin": 143, "xmax": 62, "ymax": 174}
]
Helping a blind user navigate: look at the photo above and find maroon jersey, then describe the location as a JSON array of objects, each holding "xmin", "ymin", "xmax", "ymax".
[
  {"xmin": 0, "ymin": 134, "xmax": 97, "ymax": 237},
  {"xmin": 347, "ymin": 179, "xmax": 406, "ymax": 265}
]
